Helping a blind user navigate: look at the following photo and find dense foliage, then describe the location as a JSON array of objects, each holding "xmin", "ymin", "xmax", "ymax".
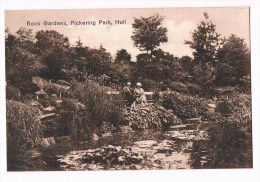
[
  {"xmin": 5, "ymin": 12, "xmax": 251, "ymax": 170},
  {"xmin": 131, "ymin": 14, "xmax": 168, "ymax": 58},
  {"xmin": 7, "ymin": 100, "xmax": 45, "ymax": 170},
  {"xmin": 162, "ymin": 91, "xmax": 214, "ymax": 120}
]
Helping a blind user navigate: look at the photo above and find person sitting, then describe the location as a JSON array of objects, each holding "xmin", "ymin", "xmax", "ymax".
[
  {"xmin": 134, "ymin": 82, "xmax": 147, "ymax": 106},
  {"xmin": 122, "ymin": 82, "xmax": 136, "ymax": 108}
]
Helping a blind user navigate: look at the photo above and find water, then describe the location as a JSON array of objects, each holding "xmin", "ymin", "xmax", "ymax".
[{"xmin": 43, "ymin": 124, "xmax": 252, "ymax": 171}]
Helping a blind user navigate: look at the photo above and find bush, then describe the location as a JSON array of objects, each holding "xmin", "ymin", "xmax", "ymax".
[
  {"xmin": 206, "ymin": 119, "xmax": 251, "ymax": 168},
  {"xmin": 217, "ymin": 93, "xmax": 251, "ymax": 130},
  {"xmin": 122, "ymin": 104, "xmax": 182, "ymax": 130},
  {"xmin": 186, "ymin": 83, "xmax": 202, "ymax": 96},
  {"xmin": 141, "ymin": 79, "xmax": 161, "ymax": 92},
  {"xmin": 6, "ymin": 100, "xmax": 45, "ymax": 170},
  {"xmin": 69, "ymin": 80, "xmax": 125, "ymax": 140},
  {"xmin": 6, "ymin": 85, "xmax": 21, "ymax": 101},
  {"xmin": 162, "ymin": 91, "xmax": 214, "ymax": 120},
  {"xmin": 203, "ymin": 93, "xmax": 252, "ymax": 168},
  {"xmin": 168, "ymin": 81, "xmax": 189, "ymax": 94}
]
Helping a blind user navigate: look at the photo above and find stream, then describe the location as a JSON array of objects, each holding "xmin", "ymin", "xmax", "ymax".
[{"xmin": 41, "ymin": 124, "xmax": 252, "ymax": 171}]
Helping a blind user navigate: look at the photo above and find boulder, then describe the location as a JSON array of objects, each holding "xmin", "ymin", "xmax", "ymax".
[
  {"xmin": 42, "ymin": 106, "xmax": 56, "ymax": 113},
  {"xmin": 119, "ymin": 126, "xmax": 133, "ymax": 133},
  {"xmin": 41, "ymin": 137, "xmax": 56, "ymax": 148},
  {"xmin": 92, "ymin": 134, "xmax": 99, "ymax": 141}
]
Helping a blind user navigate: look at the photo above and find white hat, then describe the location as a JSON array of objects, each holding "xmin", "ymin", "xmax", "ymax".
[
  {"xmin": 136, "ymin": 82, "xmax": 142, "ymax": 86},
  {"xmin": 126, "ymin": 82, "xmax": 131, "ymax": 86}
]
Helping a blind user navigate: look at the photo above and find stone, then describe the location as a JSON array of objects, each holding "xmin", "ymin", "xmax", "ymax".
[
  {"xmin": 129, "ymin": 164, "xmax": 137, "ymax": 170},
  {"xmin": 119, "ymin": 126, "xmax": 133, "ymax": 133},
  {"xmin": 42, "ymin": 106, "xmax": 56, "ymax": 113},
  {"xmin": 41, "ymin": 137, "xmax": 56, "ymax": 148},
  {"xmin": 134, "ymin": 140, "xmax": 158, "ymax": 148},
  {"xmin": 169, "ymin": 125, "xmax": 187, "ymax": 129},
  {"xmin": 92, "ymin": 134, "xmax": 99, "ymax": 141},
  {"xmin": 118, "ymin": 156, "xmax": 125, "ymax": 162},
  {"xmin": 102, "ymin": 132, "xmax": 112, "ymax": 137}
]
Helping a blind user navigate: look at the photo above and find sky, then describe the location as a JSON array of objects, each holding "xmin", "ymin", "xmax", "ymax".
[{"xmin": 5, "ymin": 7, "xmax": 250, "ymax": 60}]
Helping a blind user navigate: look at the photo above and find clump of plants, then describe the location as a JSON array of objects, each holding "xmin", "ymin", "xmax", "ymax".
[
  {"xmin": 205, "ymin": 93, "xmax": 252, "ymax": 168},
  {"xmin": 121, "ymin": 104, "xmax": 182, "ymax": 130},
  {"xmin": 68, "ymin": 79, "xmax": 125, "ymax": 140},
  {"xmin": 162, "ymin": 91, "xmax": 214, "ymax": 120},
  {"xmin": 6, "ymin": 85, "xmax": 21, "ymax": 101},
  {"xmin": 6, "ymin": 100, "xmax": 45, "ymax": 171}
]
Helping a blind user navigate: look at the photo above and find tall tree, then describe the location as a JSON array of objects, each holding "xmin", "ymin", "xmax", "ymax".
[
  {"xmin": 131, "ymin": 14, "xmax": 168, "ymax": 59},
  {"xmin": 185, "ymin": 13, "xmax": 220, "ymax": 88},
  {"xmin": 215, "ymin": 34, "xmax": 250, "ymax": 86},
  {"xmin": 35, "ymin": 30, "xmax": 71, "ymax": 79},
  {"xmin": 35, "ymin": 30, "xmax": 70, "ymax": 54},
  {"xmin": 114, "ymin": 49, "xmax": 131, "ymax": 63},
  {"xmin": 185, "ymin": 12, "xmax": 220, "ymax": 65}
]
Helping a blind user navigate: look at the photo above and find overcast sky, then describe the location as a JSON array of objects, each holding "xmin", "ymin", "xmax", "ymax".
[{"xmin": 5, "ymin": 7, "xmax": 249, "ymax": 60}]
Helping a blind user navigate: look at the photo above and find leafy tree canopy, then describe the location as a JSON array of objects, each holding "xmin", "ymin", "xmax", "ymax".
[
  {"xmin": 185, "ymin": 12, "xmax": 220, "ymax": 64},
  {"xmin": 115, "ymin": 49, "xmax": 132, "ymax": 63},
  {"xmin": 131, "ymin": 14, "xmax": 168, "ymax": 58}
]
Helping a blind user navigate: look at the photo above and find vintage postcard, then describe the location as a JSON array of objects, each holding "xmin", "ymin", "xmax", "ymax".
[{"xmin": 4, "ymin": 7, "xmax": 252, "ymax": 173}]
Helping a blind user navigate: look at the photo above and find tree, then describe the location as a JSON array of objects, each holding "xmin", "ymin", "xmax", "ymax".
[
  {"xmin": 114, "ymin": 49, "xmax": 131, "ymax": 63},
  {"xmin": 185, "ymin": 13, "xmax": 220, "ymax": 88},
  {"xmin": 35, "ymin": 30, "xmax": 71, "ymax": 79},
  {"xmin": 35, "ymin": 30, "xmax": 70, "ymax": 54},
  {"xmin": 85, "ymin": 45, "xmax": 112, "ymax": 76},
  {"xmin": 179, "ymin": 55, "xmax": 193, "ymax": 75},
  {"xmin": 5, "ymin": 31, "xmax": 45, "ymax": 93},
  {"xmin": 215, "ymin": 34, "xmax": 250, "ymax": 86},
  {"xmin": 131, "ymin": 14, "xmax": 168, "ymax": 59},
  {"xmin": 185, "ymin": 12, "xmax": 220, "ymax": 64}
]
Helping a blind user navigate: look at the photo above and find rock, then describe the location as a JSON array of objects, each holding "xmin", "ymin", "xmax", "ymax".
[
  {"xmin": 207, "ymin": 103, "xmax": 216, "ymax": 108},
  {"xmin": 119, "ymin": 126, "xmax": 133, "ymax": 133},
  {"xmin": 30, "ymin": 101, "xmax": 43, "ymax": 108},
  {"xmin": 115, "ymin": 146, "xmax": 122, "ymax": 152},
  {"xmin": 39, "ymin": 113, "xmax": 56, "ymax": 120},
  {"xmin": 92, "ymin": 134, "xmax": 99, "ymax": 141},
  {"xmin": 56, "ymin": 99, "xmax": 63, "ymax": 104},
  {"xmin": 56, "ymin": 80, "xmax": 72, "ymax": 86},
  {"xmin": 185, "ymin": 117, "xmax": 202, "ymax": 123},
  {"xmin": 134, "ymin": 140, "xmax": 158, "ymax": 148},
  {"xmin": 42, "ymin": 106, "xmax": 56, "ymax": 113},
  {"xmin": 118, "ymin": 156, "xmax": 125, "ymax": 162},
  {"xmin": 35, "ymin": 89, "xmax": 47, "ymax": 95},
  {"xmin": 129, "ymin": 164, "xmax": 137, "ymax": 170},
  {"xmin": 102, "ymin": 132, "xmax": 112, "ymax": 137},
  {"xmin": 76, "ymin": 102, "xmax": 86, "ymax": 110},
  {"xmin": 32, "ymin": 76, "xmax": 49, "ymax": 88},
  {"xmin": 169, "ymin": 125, "xmax": 187, "ymax": 129},
  {"xmin": 41, "ymin": 137, "xmax": 56, "ymax": 148}
]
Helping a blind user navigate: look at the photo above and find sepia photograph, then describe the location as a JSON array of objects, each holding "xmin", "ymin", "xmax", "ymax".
[{"xmin": 5, "ymin": 7, "xmax": 252, "ymax": 172}]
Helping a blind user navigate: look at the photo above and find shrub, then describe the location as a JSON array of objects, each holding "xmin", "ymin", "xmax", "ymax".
[
  {"xmin": 206, "ymin": 119, "xmax": 251, "ymax": 168},
  {"xmin": 162, "ymin": 91, "xmax": 214, "ymax": 120},
  {"xmin": 6, "ymin": 85, "xmax": 21, "ymax": 101},
  {"xmin": 186, "ymin": 83, "xmax": 202, "ymax": 96},
  {"xmin": 6, "ymin": 100, "xmax": 45, "ymax": 170},
  {"xmin": 204, "ymin": 93, "xmax": 252, "ymax": 168},
  {"xmin": 69, "ymin": 80, "xmax": 125, "ymax": 140},
  {"xmin": 141, "ymin": 79, "xmax": 161, "ymax": 92},
  {"xmin": 217, "ymin": 93, "xmax": 251, "ymax": 131},
  {"xmin": 168, "ymin": 81, "xmax": 189, "ymax": 94},
  {"xmin": 122, "ymin": 104, "xmax": 182, "ymax": 130}
]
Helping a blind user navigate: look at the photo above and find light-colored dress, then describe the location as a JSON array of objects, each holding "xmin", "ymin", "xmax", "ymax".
[{"xmin": 134, "ymin": 87, "xmax": 147, "ymax": 104}]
